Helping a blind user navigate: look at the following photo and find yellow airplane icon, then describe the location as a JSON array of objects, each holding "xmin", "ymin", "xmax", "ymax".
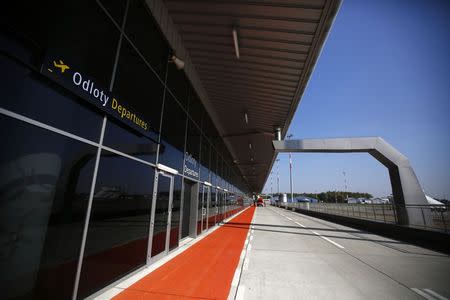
[{"xmin": 53, "ymin": 60, "xmax": 70, "ymax": 73}]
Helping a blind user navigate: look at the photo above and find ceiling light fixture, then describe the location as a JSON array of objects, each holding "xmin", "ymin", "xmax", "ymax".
[
  {"xmin": 249, "ymin": 143, "xmax": 252, "ymax": 150},
  {"xmin": 232, "ymin": 27, "xmax": 240, "ymax": 59},
  {"xmin": 244, "ymin": 112, "xmax": 248, "ymax": 124}
]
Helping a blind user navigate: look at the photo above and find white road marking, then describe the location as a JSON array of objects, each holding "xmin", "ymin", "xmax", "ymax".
[
  {"xmin": 243, "ymin": 258, "xmax": 249, "ymax": 270},
  {"xmin": 235, "ymin": 285, "xmax": 246, "ymax": 300},
  {"xmin": 424, "ymin": 289, "xmax": 449, "ymax": 300},
  {"xmin": 320, "ymin": 236, "xmax": 345, "ymax": 249},
  {"xmin": 274, "ymin": 206, "xmax": 345, "ymax": 249},
  {"xmin": 231, "ymin": 267, "xmax": 241, "ymax": 286},
  {"xmin": 412, "ymin": 288, "xmax": 438, "ymax": 300},
  {"xmin": 294, "ymin": 222, "xmax": 306, "ymax": 228},
  {"xmin": 286, "ymin": 217, "xmax": 293, "ymax": 221},
  {"xmin": 311, "ymin": 231, "xmax": 345, "ymax": 249}
]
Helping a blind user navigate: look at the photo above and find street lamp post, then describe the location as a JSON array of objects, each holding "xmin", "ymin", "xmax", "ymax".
[
  {"xmin": 276, "ymin": 158, "xmax": 280, "ymax": 196},
  {"xmin": 287, "ymin": 134, "xmax": 294, "ymax": 203},
  {"xmin": 270, "ymin": 171, "xmax": 273, "ymax": 197},
  {"xmin": 343, "ymin": 171, "xmax": 348, "ymax": 202}
]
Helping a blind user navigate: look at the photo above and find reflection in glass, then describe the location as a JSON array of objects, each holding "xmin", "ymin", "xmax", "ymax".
[
  {"xmin": 151, "ymin": 174, "xmax": 171, "ymax": 257},
  {"xmin": 197, "ymin": 184, "xmax": 205, "ymax": 235},
  {"xmin": 159, "ymin": 94, "xmax": 186, "ymax": 172},
  {"xmin": 200, "ymin": 135, "xmax": 210, "ymax": 182},
  {"xmin": 0, "ymin": 116, "xmax": 96, "ymax": 299},
  {"xmin": 217, "ymin": 190, "xmax": 224, "ymax": 224},
  {"xmin": 169, "ymin": 176, "xmax": 182, "ymax": 250},
  {"xmin": 103, "ymin": 118, "xmax": 158, "ymax": 163},
  {"xmin": 181, "ymin": 179, "xmax": 194, "ymax": 239},
  {"xmin": 77, "ymin": 151, "xmax": 154, "ymax": 299},
  {"xmin": 209, "ymin": 188, "xmax": 217, "ymax": 228},
  {"xmin": 184, "ymin": 120, "xmax": 200, "ymax": 180}
]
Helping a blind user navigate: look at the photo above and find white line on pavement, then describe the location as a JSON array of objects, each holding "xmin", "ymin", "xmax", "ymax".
[
  {"xmin": 294, "ymin": 222, "xmax": 306, "ymax": 228},
  {"xmin": 243, "ymin": 258, "xmax": 249, "ymax": 270},
  {"xmin": 311, "ymin": 231, "xmax": 345, "ymax": 249},
  {"xmin": 273, "ymin": 206, "xmax": 345, "ymax": 249},
  {"xmin": 235, "ymin": 285, "xmax": 246, "ymax": 300},
  {"xmin": 320, "ymin": 236, "xmax": 345, "ymax": 249}
]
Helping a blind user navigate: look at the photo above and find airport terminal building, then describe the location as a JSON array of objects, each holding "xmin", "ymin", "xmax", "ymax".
[{"xmin": 0, "ymin": 0, "xmax": 339, "ymax": 299}]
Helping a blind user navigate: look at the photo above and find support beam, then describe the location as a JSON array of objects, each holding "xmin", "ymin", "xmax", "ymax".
[
  {"xmin": 222, "ymin": 130, "xmax": 274, "ymax": 139},
  {"xmin": 272, "ymin": 137, "xmax": 429, "ymax": 226}
]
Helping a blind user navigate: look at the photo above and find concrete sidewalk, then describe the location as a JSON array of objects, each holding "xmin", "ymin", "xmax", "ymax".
[{"xmin": 235, "ymin": 206, "xmax": 450, "ymax": 300}]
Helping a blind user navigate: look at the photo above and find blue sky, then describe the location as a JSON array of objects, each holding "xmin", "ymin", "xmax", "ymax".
[{"xmin": 262, "ymin": 0, "xmax": 450, "ymax": 198}]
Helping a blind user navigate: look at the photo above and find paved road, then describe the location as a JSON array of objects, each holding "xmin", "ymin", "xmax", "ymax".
[{"xmin": 235, "ymin": 206, "xmax": 450, "ymax": 300}]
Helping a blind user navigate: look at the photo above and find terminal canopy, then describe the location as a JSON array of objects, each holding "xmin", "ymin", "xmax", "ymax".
[{"xmin": 155, "ymin": 0, "xmax": 341, "ymax": 191}]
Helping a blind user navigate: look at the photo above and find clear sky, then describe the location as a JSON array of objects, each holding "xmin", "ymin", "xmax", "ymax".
[{"xmin": 262, "ymin": 0, "xmax": 450, "ymax": 199}]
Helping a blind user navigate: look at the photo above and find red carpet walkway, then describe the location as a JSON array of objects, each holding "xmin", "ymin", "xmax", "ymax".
[{"xmin": 114, "ymin": 206, "xmax": 255, "ymax": 300}]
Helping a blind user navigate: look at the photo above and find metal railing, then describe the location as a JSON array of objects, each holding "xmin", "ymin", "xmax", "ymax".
[{"xmin": 275, "ymin": 202, "xmax": 449, "ymax": 233}]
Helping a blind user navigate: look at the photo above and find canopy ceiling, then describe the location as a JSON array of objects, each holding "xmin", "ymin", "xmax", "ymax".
[{"xmin": 151, "ymin": 0, "xmax": 341, "ymax": 192}]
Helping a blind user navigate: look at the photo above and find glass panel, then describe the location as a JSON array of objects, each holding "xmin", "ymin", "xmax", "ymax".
[
  {"xmin": 110, "ymin": 38, "xmax": 164, "ymax": 141},
  {"xmin": 196, "ymin": 184, "xmax": 205, "ymax": 235},
  {"xmin": 99, "ymin": 0, "xmax": 127, "ymax": 26},
  {"xmin": 169, "ymin": 176, "xmax": 182, "ymax": 250},
  {"xmin": 151, "ymin": 174, "xmax": 171, "ymax": 257},
  {"xmin": 103, "ymin": 118, "xmax": 158, "ymax": 163},
  {"xmin": 217, "ymin": 191, "xmax": 224, "ymax": 224},
  {"xmin": 202, "ymin": 187, "xmax": 210, "ymax": 231},
  {"xmin": 184, "ymin": 120, "xmax": 200, "ymax": 180},
  {"xmin": 158, "ymin": 94, "xmax": 186, "ymax": 172},
  {"xmin": 167, "ymin": 65, "xmax": 189, "ymax": 109},
  {"xmin": 125, "ymin": 0, "xmax": 169, "ymax": 78},
  {"xmin": 78, "ymin": 151, "xmax": 154, "ymax": 299},
  {"xmin": 200, "ymin": 135, "xmax": 210, "ymax": 182},
  {"xmin": 0, "ymin": 54, "xmax": 103, "ymax": 141},
  {"xmin": 181, "ymin": 179, "xmax": 193, "ymax": 239},
  {"xmin": 1, "ymin": 2, "xmax": 48, "ymax": 66},
  {"xmin": 46, "ymin": 0, "xmax": 121, "ymax": 89},
  {"xmin": 0, "ymin": 115, "xmax": 96, "ymax": 299},
  {"xmin": 188, "ymin": 92, "xmax": 204, "ymax": 128},
  {"xmin": 209, "ymin": 188, "xmax": 217, "ymax": 228}
]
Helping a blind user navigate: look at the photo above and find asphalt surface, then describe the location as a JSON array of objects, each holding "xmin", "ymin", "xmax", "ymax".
[{"xmin": 235, "ymin": 206, "xmax": 450, "ymax": 300}]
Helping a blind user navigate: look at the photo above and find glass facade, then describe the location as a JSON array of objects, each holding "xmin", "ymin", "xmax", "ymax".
[
  {"xmin": 1, "ymin": 0, "xmax": 249, "ymax": 299},
  {"xmin": 77, "ymin": 151, "xmax": 155, "ymax": 299}
]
